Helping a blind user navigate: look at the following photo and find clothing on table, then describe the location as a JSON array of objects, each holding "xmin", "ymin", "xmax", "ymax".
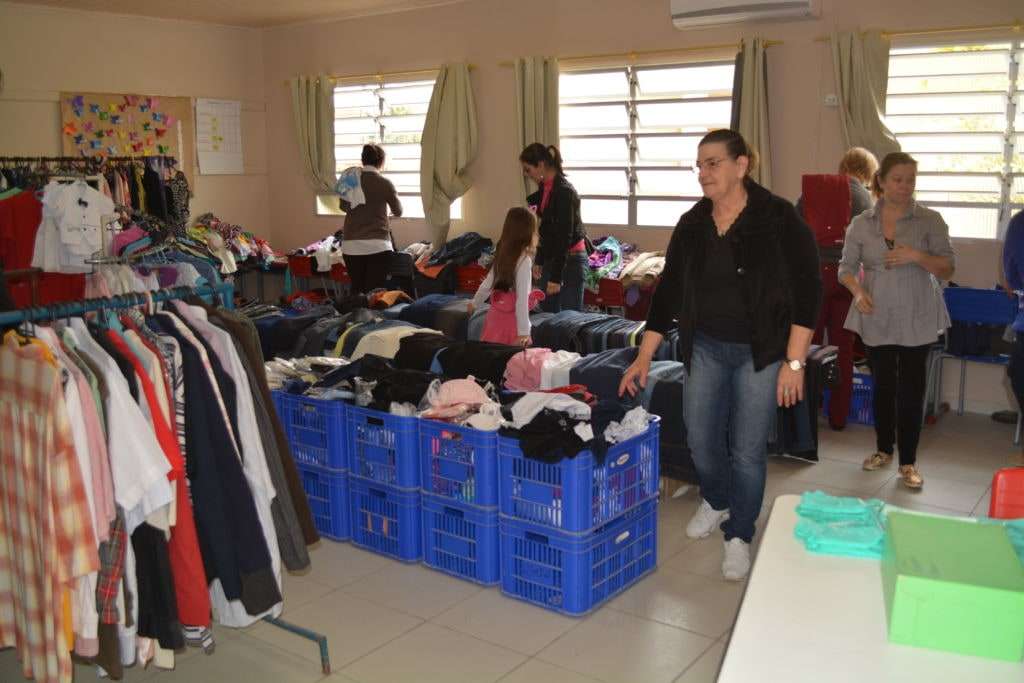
[
  {"xmin": 569, "ymin": 346, "xmax": 639, "ymax": 401},
  {"xmin": 838, "ymin": 198, "xmax": 954, "ymax": 348},
  {"xmin": 437, "ymin": 340, "xmax": 524, "ymax": 386},
  {"xmin": 339, "ymin": 319, "xmax": 417, "ymax": 359},
  {"xmin": 683, "ymin": 331, "xmax": 780, "ymax": 544},
  {"xmin": 866, "ymin": 343, "xmax": 931, "ymax": 466},
  {"xmin": 509, "ymin": 391, "xmax": 592, "ymax": 428},
  {"xmin": 540, "ymin": 349, "xmax": 582, "ymax": 390},
  {"xmin": 502, "ymin": 409, "xmax": 590, "ymax": 462},
  {"xmin": 618, "ymin": 251, "xmax": 665, "ymax": 289},
  {"xmin": 398, "ymin": 293, "xmax": 465, "ymax": 328},
  {"xmin": 503, "ymin": 347, "xmax": 553, "ymax": 391},
  {"xmin": 350, "ymin": 325, "xmax": 441, "ymax": 361},
  {"xmin": 393, "ymin": 332, "xmax": 455, "ymax": 371},
  {"xmin": 434, "ymin": 299, "xmax": 473, "ymax": 341},
  {"xmin": 585, "ymin": 236, "xmax": 624, "ymax": 291},
  {"xmin": 427, "ymin": 231, "xmax": 494, "ymax": 267}
]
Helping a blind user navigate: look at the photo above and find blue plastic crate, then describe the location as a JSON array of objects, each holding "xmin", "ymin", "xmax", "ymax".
[
  {"xmin": 824, "ymin": 372, "xmax": 874, "ymax": 426},
  {"xmin": 273, "ymin": 391, "xmax": 347, "ymax": 470},
  {"xmin": 421, "ymin": 494, "xmax": 499, "ymax": 585},
  {"xmin": 420, "ymin": 420, "xmax": 499, "ymax": 506},
  {"xmin": 298, "ymin": 463, "xmax": 350, "ymax": 541},
  {"xmin": 498, "ymin": 419, "xmax": 660, "ymax": 533},
  {"xmin": 499, "ymin": 499, "xmax": 658, "ymax": 616},
  {"xmin": 944, "ymin": 287, "xmax": 1016, "ymax": 325},
  {"xmin": 348, "ymin": 475, "xmax": 421, "ymax": 562},
  {"xmin": 346, "ymin": 405, "xmax": 420, "ymax": 488}
]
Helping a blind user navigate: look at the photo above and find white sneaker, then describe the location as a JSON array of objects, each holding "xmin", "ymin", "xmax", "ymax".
[
  {"xmin": 686, "ymin": 499, "xmax": 730, "ymax": 539},
  {"xmin": 722, "ymin": 538, "xmax": 751, "ymax": 581}
]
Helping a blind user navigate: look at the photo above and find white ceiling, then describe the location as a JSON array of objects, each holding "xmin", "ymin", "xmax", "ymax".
[{"xmin": 6, "ymin": 0, "xmax": 474, "ymax": 28}]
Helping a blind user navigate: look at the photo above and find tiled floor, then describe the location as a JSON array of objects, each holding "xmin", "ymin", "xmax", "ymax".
[{"xmin": 1, "ymin": 413, "xmax": 1015, "ymax": 683}]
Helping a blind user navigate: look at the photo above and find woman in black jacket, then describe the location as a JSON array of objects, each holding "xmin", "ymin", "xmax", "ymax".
[
  {"xmin": 619, "ymin": 129, "xmax": 821, "ymax": 582},
  {"xmin": 520, "ymin": 144, "xmax": 588, "ymax": 312}
]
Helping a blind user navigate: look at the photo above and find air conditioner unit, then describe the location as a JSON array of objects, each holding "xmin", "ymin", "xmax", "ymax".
[{"xmin": 671, "ymin": 0, "xmax": 816, "ymax": 29}]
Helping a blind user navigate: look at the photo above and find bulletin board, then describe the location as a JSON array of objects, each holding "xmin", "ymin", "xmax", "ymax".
[{"xmin": 59, "ymin": 91, "xmax": 195, "ymax": 183}]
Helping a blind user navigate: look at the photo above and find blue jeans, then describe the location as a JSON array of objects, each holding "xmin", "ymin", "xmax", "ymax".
[
  {"xmin": 683, "ymin": 332, "xmax": 780, "ymax": 543},
  {"xmin": 541, "ymin": 251, "xmax": 587, "ymax": 313}
]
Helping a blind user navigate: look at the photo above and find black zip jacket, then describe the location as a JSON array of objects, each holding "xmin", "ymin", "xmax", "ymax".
[
  {"xmin": 528, "ymin": 174, "xmax": 587, "ymax": 284},
  {"xmin": 646, "ymin": 180, "xmax": 822, "ymax": 371}
]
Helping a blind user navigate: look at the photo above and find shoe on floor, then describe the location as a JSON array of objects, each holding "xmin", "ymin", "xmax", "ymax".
[
  {"xmin": 898, "ymin": 464, "xmax": 924, "ymax": 489},
  {"xmin": 862, "ymin": 451, "xmax": 893, "ymax": 471},
  {"xmin": 686, "ymin": 499, "xmax": 729, "ymax": 539},
  {"xmin": 722, "ymin": 537, "xmax": 751, "ymax": 581}
]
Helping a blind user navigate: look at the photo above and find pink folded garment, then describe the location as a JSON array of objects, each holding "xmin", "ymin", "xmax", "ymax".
[
  {"xmin": 111, "ymin": 224, "xmax": 147, "ymax": 255},
  {"xmin": 428, "ymin": 377, "xmax": 491, "ymax": 409},
  {"xmin": 503, "ymin": 347, "xmax": 554, "ymax": 392}
]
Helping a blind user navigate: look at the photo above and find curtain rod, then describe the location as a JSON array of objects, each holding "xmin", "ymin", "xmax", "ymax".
[
  {"xmin": 284, "ymin": 64, "xmax": 476, "ymax": 87},
  {"xmin": 815, "ymin": 21, "xmax": 1022, "ymax": 42},
  {"xmin": 497, "ymin": 40, "xmax": 783, "ymax": 68}
]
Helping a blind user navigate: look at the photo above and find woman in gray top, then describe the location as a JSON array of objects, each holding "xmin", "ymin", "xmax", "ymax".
[{"xmin": 838, "ymin": 152, "xmax": 955, "ymax": 489}]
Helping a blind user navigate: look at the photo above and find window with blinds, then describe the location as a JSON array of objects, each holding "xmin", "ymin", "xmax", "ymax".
[
  {"xmin": 558, "ymin": 61, "xmax": 735, "ymax": 228},
  {"xmin": 886, "ymin": 42, "xmax": 1022, "ymax": 239},
  {"xmin": 317, "ymin": 77, "xmax": 460, "ymax": 219}
]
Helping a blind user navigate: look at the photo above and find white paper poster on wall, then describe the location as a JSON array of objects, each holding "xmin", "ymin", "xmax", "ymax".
[{"xmin": 195, "ymin": 98, "xmax": 243, "ymax": 174}]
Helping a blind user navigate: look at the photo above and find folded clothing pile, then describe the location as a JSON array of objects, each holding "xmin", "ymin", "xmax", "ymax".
[{"xmin": 794, "ymin": 490, "xmax": 887, "ymax": 559}]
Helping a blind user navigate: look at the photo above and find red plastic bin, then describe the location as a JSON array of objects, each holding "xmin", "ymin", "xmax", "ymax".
[
  {"xmin": 330, "ymin": 263, "xmax": 351, "ymax": 283},
  {"xmin": 989, "ymin": 467, "xmax": 1024, "ymax": 519},
  {"xmin": 456, "ymin": 264, "xmax": 489, "ymax": 293},
  {"xmin": 288, "ymin": 255, "xmax": 315, "ymax": 278},
  {"xmin": 596, "ymin": 278, "xmax": 625, "ymax": 308}
]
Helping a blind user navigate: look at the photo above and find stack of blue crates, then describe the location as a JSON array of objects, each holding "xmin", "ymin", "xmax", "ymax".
[
  {"xmin": 274, "ymin": 392, "xmax": 351, "ymax": 541},
  {"xmin": 419, "ymin": 420, "xmax": 500, "ymax": 585},
  {"xmin": 497, "ymin": 419, "xmax": 661, "ymax": 615},
  {"xmin": 346, "ymin": 404, "xmax": 422, "ymax": 561}
]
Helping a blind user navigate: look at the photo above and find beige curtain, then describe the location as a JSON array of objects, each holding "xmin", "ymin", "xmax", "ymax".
[
  {"xmin": 736, "ymin": 38, "xmax": 773, "ymax": 188},
  {"xmin": 290, "ymin": 75, "xmax": 336, "ymax": 194},
  {"xmin": 831, "ymin": 30, "xmax": 901, "ymax": 159},
  {"xmin": 420, "ymin": 63, "xmax": 479, "ymax": 248},
  {"xmin": 513, "ymin": 56, "xmax": 560, "ymax": 201}
]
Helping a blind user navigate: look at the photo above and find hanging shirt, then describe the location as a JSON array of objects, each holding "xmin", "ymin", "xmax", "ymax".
[{"xmin": 0, "ymin": 334, "xmax": 99, "ymax": 683}]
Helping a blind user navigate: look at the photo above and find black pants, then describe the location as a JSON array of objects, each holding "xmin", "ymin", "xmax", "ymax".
[
  {"xmin": 866, "ymin": 343, "xmax": 931, "ymax": 465},
  {"xmin": 345, "ymin": 251, "xmax": 392, "ymax": 294}
]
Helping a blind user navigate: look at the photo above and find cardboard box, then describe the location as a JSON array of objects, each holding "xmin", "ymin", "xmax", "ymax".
[{"xmin": 882, "ymin": 511, "xmax": 1024, "ymax": 662}]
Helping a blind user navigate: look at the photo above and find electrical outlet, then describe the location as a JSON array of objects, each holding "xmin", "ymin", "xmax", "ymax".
[{"xmin": 824, "ymin": 93, "xmax": 839, "ymax": 107}]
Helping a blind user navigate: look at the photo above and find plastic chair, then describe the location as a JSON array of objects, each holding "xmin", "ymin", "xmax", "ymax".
[
  {"xmin": 936, "ymin": 287, "xmax": 1016, "ymax": 418},
  {"xmin": 989, "ymin": 467, "xmax": 1024, "ymax": 520}
]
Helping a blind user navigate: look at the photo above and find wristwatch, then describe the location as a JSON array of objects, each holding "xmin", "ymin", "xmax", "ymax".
[{"xmin": 786, "ymin": 358, "xmax": 806, "ymax": 371}]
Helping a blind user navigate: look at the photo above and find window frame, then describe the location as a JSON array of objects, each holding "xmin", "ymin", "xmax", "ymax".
[
  {"xmin": 559, "ymin": 60, "xmax": 736, "ymax": 229},
  {"xmin": 316, "ymin": 74, "xmax": 461, "ymax": 220},
  {"xmin": 885, "ymin": 40, "xmax": 1022, "ymax": 241}
]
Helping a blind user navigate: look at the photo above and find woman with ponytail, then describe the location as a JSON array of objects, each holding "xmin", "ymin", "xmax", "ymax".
[{"xmin": 519, "ymin": 143, "xmax": 588, "ymax": 312}]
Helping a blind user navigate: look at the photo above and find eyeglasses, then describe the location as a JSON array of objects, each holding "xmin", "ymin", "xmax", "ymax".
[{"xmin": 693, "ymin": 157, "xmax": 731, "ymax": 173}]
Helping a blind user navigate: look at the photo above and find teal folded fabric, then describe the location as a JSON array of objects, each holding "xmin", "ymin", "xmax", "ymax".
[{"xmin": 794, "ymin": 490, "xmax": 887, "ymax": 559}]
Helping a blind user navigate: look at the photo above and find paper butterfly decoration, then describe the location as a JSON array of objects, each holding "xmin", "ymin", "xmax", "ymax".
[
  {"xmin": 155, "ymin": 128, "xmax": 167, "ymax": 139},
  {"xmin": 145, "ymin": 137, "xmax": 154, "ymax": 146},
  {"xmin": 74, "ymin": 134, "xmax": 84, "ymax": 145},
  {"xmin": 118, "ymin": 104, "xmax": 127, "ymax": 113},
  {"xmin": 139, "ymin": 102, "xmax": 150, "ymax": 113},
  {"xmin": 118, "ymin": 131, "xmax": 127, "ymax": 140},
  {"xmin": 83, "ymin": 121, "xmax": 95, "ymax": 132},
  {"xmin": 72, "ymin": 107, "xmax": 83, "ymax": 118},
  {"xmin": 124, "ymin": 95, "xmax": 139, "ymax": 107},
  {"xmin": 90, "ymin": 140, "xmax": 102, "ymax": 149},
  {"xmin": 63, "ymin": 122, "xmax": 78, "ymax": 135},
  {"xmin": 142, "ymin": 122, "xmax": 151, "ymax": 131},
  {"xmin": 111, "ymin": 115, "xmax": 121, "ymax": 125},
  {"xmin": 152, "ymin": 112, "xmax": 163, "ymax": 123},
  {"xmin": 98, "ymin": 111, "xmax": 109, "ymax": 121},
  {"xmin": 107, "ymin": 146, "xmax": 119, "ymax": 155},
  {"xmin": 164, "ymin": 116, "xmax": 177, "ymax": 127},
  {"xmin": 106, "ymin": 129, "xmax": 114, "ymax": 138},
  {"xmin": 89, "ymin": 103, "xmax": 100, "ymax": 114},
  {"xmin": 70, "ymin": 95, "xmax": 85, "ymax": 108},
  {"xmin": 129, "ymin": 132, "xmax": 139, "ymax": 141},
  {"xmin": 132, "ymin": 142, "xmax": 144, "ymax": 153},
  {"xmin": 109, "ymin": 104, "xmax": 119, "ymax": 113},
  {"xmin": 94, "ymin": 130, "xmax": 105, "ymax": 139},
  {"xmin": 157, "ymin": 144, "xmax": 170, "ymax": 155},
  {"xmin": 145, "ymin": 148, "xmax": 156, "ymax": 155}
]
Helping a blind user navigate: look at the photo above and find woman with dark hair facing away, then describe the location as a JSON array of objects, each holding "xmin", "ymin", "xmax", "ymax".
[
  {"xmin": 467, "ymin": 207, "xmax": 543, "ymax": 346},
  {"xmin": 619, "ymin": 129, "xmax": 822, "ymax": 581},
  {"xmin": 839, "ymin": 152, "xmax": 955, "ymax": 489},
  {"xmin": 520, "ymin": 143, "xmax": 588, "ymax": 312},
  {"xmin": 337, "ymin": 144, "xmax": 403, "ymax": 294}
]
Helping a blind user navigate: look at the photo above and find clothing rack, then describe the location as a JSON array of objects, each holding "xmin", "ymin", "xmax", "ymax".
[{"xmin": 0, "ymin": 281, "xmax": 335, "ymax": 675}]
